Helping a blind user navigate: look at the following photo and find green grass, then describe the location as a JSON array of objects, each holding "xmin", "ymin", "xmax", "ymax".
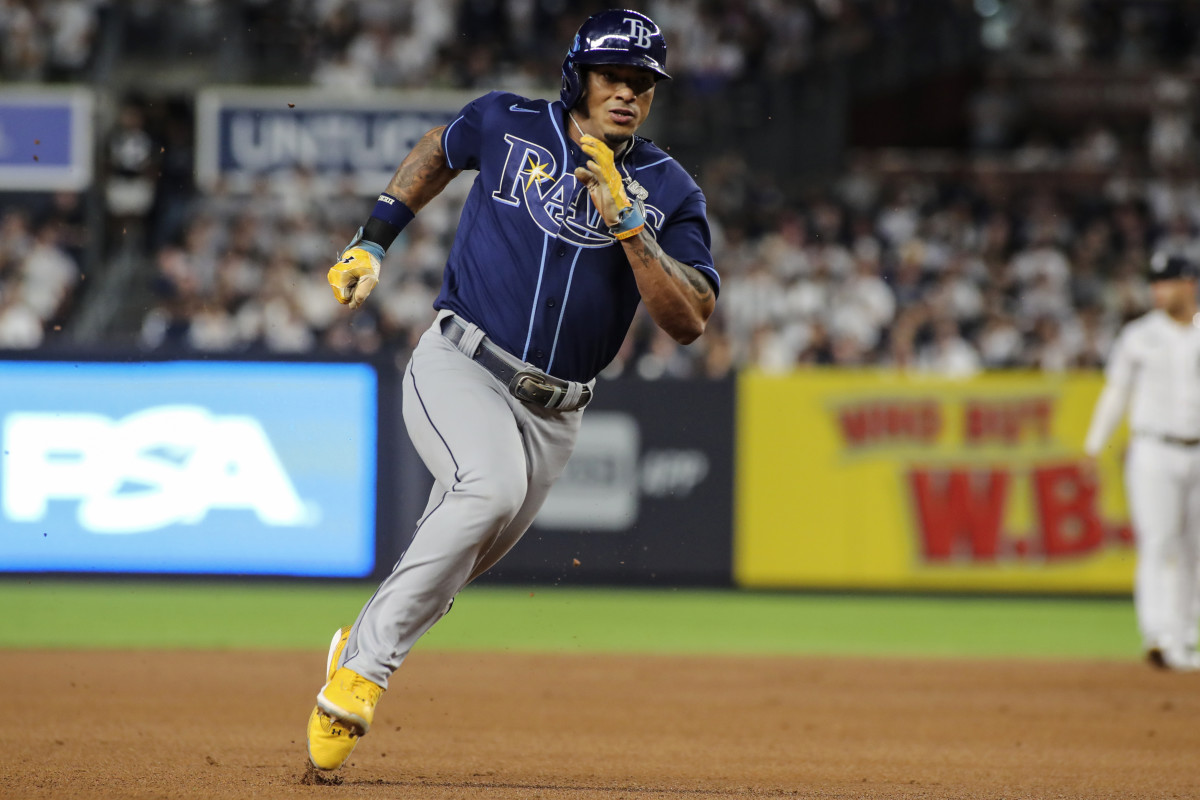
[{"xmin": 0, "ymin": 580, "xmax": 1141, "ymax": 660}]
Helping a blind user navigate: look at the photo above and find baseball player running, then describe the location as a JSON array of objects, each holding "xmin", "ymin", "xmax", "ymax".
[
  {"xmin": 1084, "ymin": 252, "xmax": 1200, "ymax": 671},
  {"xmin": 306, "ymin": 9, "xmax": 719, "ymax": 772}
]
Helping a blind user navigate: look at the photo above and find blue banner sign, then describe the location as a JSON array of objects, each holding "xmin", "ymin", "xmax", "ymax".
[
  {"xmin": 0, "ymin": 88, "xmax": 93, "ymax": 191},
  {"xmin": 195, "ymin": 88, "xmax": 478, "ymax": 190},
  {"xmin": 0, "ymin": 360, "xmax": 377, "ymax": 577}
]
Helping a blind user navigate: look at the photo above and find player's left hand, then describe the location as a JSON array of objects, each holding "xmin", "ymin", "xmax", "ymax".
[
  {"xmin": 574, "ymin": 135, "xmax": 630, "ymax": 227},
  {"xmin": 574, "ymin": 135, "xmax": 643, "ymax": 239}
]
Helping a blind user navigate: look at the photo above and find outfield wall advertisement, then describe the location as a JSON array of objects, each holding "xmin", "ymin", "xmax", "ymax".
[
  {"xmin": 468, "ymin": 377, "xmax": 736, "ymax": 586},
  {"xmin": 1, "ymin": 356, "xmax": 1135, "ymax": 592},
  {"xmin": 0, "ymin": 360, "xmax": 379, "ymax": 577},
  {"xmin": 735, "ymin": 370, "xmax": 1134, "ymax": 593}
]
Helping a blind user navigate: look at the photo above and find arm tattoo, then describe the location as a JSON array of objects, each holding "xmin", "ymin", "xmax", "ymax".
[
  {"xmin": 386, "ymin": 127, "xmax": 460, "ymax": 212},
  {"xmin": 631, "ymin": 228, "xmax": 714, "ymax": 302}
]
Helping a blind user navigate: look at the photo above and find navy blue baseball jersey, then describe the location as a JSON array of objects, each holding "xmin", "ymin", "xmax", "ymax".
[{"xmin": 435, "ymin": 90, "xmax": 719, "ymax": 384}]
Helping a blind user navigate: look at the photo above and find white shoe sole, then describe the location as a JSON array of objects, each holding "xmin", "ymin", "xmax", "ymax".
[
  {"xmin": 325, "ymin": 627, "xmax": 346, "ymax": 678},
  {"xmin": 316, "ymin": 690, "xmax": 371, "ymax": 734}
]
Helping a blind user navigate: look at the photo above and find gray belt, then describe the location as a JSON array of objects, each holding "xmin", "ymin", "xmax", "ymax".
[
  {"xmin": 1138, "ymin": 431, "xmax": 1200, "ymax": 447},
  {"xmin": 439, "ymin": 315, "xmax": 592, "ymax": 412}
]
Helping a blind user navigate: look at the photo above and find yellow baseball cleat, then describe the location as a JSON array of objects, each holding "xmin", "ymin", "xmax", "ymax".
[
  {"xmin": 306, "ymin": 626, "xmax": 384, "ymax": 771},
  {"xmin": 318, "ymin": 666, "xmax": 385, "ymax": 734},
  {"xmin": 306, "ymin": 705, "xmax": 361, "ymax": 771}
]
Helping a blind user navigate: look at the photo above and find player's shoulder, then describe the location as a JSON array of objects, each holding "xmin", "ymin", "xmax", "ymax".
[
  {"xmin": 1119, "ymin": 310, "xmax": 1157, "ymax": 337},
  {"xmin": 1119, "ymin": 309, "xmax": 1176, "ymax": 347},
  {"xmin": 469, "ymin": 90, "xmax": 552, "ymax": 116},
  {"xmin": 627, "ymin": 138, "xmax": 701, "ymax": 192}
]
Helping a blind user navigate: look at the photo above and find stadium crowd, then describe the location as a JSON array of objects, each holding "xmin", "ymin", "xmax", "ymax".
[
  {"xmin": 3, "ymin": 0, "xmax": 1200, "ymax": 380},
  {"xmin": 122, "ymin": 147, "xmax": 1185, "ymax": 380}
]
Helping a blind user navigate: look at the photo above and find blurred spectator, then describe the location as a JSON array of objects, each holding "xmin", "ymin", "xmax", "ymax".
[
  {"xmin": 0, "ymin": 281, "xmax": 43, "ymax": 348},
  {"xmin": 968, "ymin": 70, "xmax": 1024, "ymax": 152},
  {"xmin": 976, "ymin": 311, "xmax": 1023, "ymax": 368},
  {"xmin": 104, "ymin": 99, "xmax": 158, "ymax": 243},
  {"xmin": 44, "ymin": 0, "xmax": 99, "ymax": 80},
  {"xmin": 917, "ymin": 317, "xmax": 982, "ymax": 377},
  {"xmin": 0, "ymin": 0, "xmax": 103, "ymax": 81}
]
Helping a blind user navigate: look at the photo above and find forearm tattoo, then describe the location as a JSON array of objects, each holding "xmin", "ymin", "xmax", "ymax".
[
  {"xmin": 387, "ymin": 127, "xmax": 460, "ymax": 211},
  {"xmin": 629, "ymin": 228, "xmax": 714, "ymax": 304}
]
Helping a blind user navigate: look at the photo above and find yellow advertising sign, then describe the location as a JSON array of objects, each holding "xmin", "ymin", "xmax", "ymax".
[{"xmin": 735, "ymin": 370, "xmax": 1136, "ymax": 593}]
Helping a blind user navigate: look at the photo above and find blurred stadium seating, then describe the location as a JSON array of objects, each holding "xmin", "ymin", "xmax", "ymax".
[{"xmin": 2, "ymin": 0, "xmax": 1199, "ymax": 377}]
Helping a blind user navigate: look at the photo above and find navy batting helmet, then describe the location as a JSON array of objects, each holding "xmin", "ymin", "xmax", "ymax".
[
  {"xmin": 560, "ymin": 9, "xmax": 670, "ymax": 109},
  {"xmin": 1148, "ymin": 251, "xmax": 1200, "ymax": 282}
]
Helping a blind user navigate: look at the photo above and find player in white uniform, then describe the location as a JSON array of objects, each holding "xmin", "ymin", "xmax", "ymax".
[{"xmin": 1084, "ymin": 252, "xmax": 1200, "ymax": 670}]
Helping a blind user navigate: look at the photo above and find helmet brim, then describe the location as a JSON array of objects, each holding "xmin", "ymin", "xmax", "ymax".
[{"xmin": 570, "ymin": 50, "xmax": 670, "ymax": 81}]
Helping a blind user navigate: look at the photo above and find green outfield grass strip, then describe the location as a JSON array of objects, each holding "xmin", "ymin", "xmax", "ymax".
[{"xmin": 0, "ymin": 581, "xmax": 1140, "ymax": 660}]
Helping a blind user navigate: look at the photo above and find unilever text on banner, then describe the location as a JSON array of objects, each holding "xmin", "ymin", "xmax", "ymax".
[
  {"xmin": 735, "ymin": 370, "xmax": 1134, "ymax": 594},
  {"xmin": 0, "ymin": 361, "xmax": 377, "ymax": 577}
]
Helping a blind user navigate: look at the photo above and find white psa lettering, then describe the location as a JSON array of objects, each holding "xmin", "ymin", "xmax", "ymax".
[
  {"xmin": 1, "ymin": 406, "xmax": 309, "ymax": 533},
  {"xmin": 624, "ymin": 17, "xmax": 653, "ymax": 48}
]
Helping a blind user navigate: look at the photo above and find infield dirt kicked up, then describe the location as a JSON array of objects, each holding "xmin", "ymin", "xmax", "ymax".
[{"xmin": 3, "ymin": 649, "xmax": 1198, "ymax": 799}]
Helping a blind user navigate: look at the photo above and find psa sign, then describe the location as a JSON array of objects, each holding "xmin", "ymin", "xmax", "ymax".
[
  {"xmin": 4, "ymin": 406, "xmax": 312, "ymax": 534},
  {"xmin": 0, "ymin": 361, "xmax": 377, "ymax": 577}
]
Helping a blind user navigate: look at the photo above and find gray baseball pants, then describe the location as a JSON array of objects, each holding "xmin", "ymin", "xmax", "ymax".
[{"xmin": 339, "ymin": 312, "xmax": 584, "ymax": 688}]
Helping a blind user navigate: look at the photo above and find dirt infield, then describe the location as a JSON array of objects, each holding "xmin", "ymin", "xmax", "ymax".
[{"xmin": 3, "ymin": 649, "xmax": 1199, "ymax": 799}]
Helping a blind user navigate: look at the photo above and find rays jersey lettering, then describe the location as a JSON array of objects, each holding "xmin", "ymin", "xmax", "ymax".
[
  {"xmin": 437, "ymin": 90, "xmax": 717, "ymax": 383},
  {"xmin": 490, "ymin": 134, "xmax": 664, "ymax": 247}
]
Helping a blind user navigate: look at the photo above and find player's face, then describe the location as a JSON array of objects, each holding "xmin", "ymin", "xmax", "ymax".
[
  {"xmin": 1150, "ymin": 278, "xmax": 1198, "ymax": 314},
  {"xmin": 580, "ymin": 65, "xmax": 656, "ymax": 147}
]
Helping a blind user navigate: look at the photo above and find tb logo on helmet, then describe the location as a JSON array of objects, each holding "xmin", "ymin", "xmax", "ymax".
[
  {"xmin": 560, "ymin": 9, "xmax": 670, "ymax": 109},
  {"xmin": 624, "ymin": 16, "xmax": 654, "ymax": 49}
]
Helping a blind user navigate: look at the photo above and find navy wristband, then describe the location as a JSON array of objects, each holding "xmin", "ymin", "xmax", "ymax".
[
  {"xmin": 362, "ymin": 193, "xmax": 415, "ymax": 252},
  {"xmin": 372, "ymin": 193, "xmax": 415, "ymax": 230}
]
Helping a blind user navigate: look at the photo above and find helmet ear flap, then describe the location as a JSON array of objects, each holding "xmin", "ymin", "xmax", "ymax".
[{"xmin": 560, "ymin": 61, "xmax": 583, "ymax": 108}]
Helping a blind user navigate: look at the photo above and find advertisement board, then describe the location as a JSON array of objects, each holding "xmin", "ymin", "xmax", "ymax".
[
  {"xmin": 194, "ymin": 87, "xmax": 477, "ymax": 191},
  {"xmin": 474, "ymin": 377, "xmax": 736, "ymax": 585},
  {"xmin": 0, "ymin": 87, "xmax": 93, "ymax": 191},
  {"xmin": 735, "ymin": 370, "xmax": 1134, "ymax": 593},
  {"xmin": 0, "ymin": 360, "xmax": 378, "ymax": 577}
]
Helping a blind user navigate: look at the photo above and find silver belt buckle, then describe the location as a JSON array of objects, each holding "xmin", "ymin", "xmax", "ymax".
[{"xmin": 510, "ymin": 370, "xmax": 561, "ymax": 407}]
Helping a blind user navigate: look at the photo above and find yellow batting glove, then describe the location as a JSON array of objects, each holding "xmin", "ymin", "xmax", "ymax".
[
  {"xmin": 580, "ymin": 135, "xmax": 631, "ymax": 208},
  {"xmin": 327, "ymin": 247, "xmax": 381, "ymax": 309},
  {"xmin": 577, "ymin": 135, "xmax": 644, "ymax": 240}
]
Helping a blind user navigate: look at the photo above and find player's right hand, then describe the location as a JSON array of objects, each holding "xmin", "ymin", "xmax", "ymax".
[{"xmin": 327, "ymin": 246, "xmax": 381, "ymax": 309}]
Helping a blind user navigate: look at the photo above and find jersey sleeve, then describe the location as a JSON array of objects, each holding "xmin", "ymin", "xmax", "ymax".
[
  {"xmin": 1083, "ymin": 328, "xmax": 1137, "ymax": 455},
  {"xmin": 441, "ymin": 91, "xmax": 512, "ymax": 172},
  {"xmin": 656, "ymin": 187, "xmax": 720, "ymax": 296}
]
